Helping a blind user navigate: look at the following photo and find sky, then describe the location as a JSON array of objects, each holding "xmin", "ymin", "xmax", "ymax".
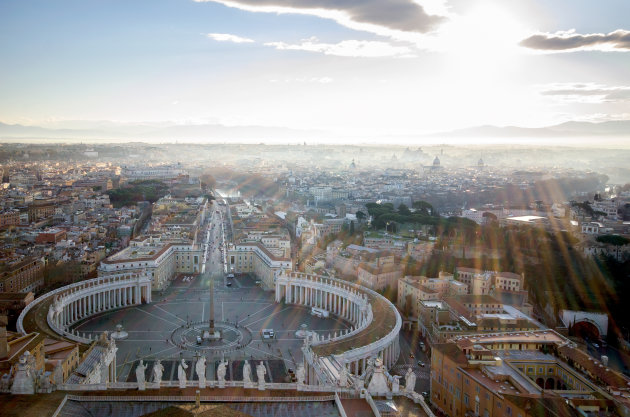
[{"xmin": 1, "ymin": 0, "xmax": 629, "ymax": 137}]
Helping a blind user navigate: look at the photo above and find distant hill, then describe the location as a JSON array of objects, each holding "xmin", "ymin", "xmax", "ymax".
[
  {"xmin": 1, "ymin": 119, "xmax": 628, "ymax": 142},
  {"xmin": 432, "ymin": 121, "xmax": 630, "ymax": 138},
  {"xmin": 0, "ymin": 121, "xmax": 321, "ymax": 141}
]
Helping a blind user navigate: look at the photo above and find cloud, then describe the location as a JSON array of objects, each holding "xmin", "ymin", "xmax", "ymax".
[
  {"xmin": 541, "ymin": 83, "xmax": 630, "ymax": 103},
  {"xmin": 194, "ymin": 0, "xmax": 446, "ymax": 35},
  {"xmin": 264, "ymin": 37, "xmax": 415, "ymax": 57},
  {"xmin": 520, "ymin": 29, "xmax": 630, "ymax": 52},
  {"xmin": 270, "ymin": 77, "xmax": 333, "ymax": 83},
  {"xmin": 206, "ymin": 33, "xmax": 255, "ymax": 43},
  {"xmin": 576, "ymin": 113, "xmax": 630, "ymax": 122}
]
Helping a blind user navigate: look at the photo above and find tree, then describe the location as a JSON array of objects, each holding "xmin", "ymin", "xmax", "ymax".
[
  {"xmin": 412, "ymin": 200, "xmax": 434, "ymax": 215},
  {"xmin": 398, "ymin": 203, "xmax": 411, "ymax": 216},
  {"xmin": 596, "ymin": 235, "xmax": 630, "ymax": 246},
  {"xmin": 356, "ymin": 211, "xmax": 366, "ymax": 222},
  {"xmin": 200, "ymin": 173, "xmax": 217, "ymax": 189},
  {"xmin": 350, "ymin": 220, "xmax": 355, "ymax": 234}
]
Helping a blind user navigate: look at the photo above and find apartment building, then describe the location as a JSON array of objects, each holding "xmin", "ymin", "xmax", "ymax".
[
  {"xmin": 430, "ymin": 331, "xmax": 625, "ymax": 417},
  {"xmin": 357, "ymin": 263, "xmax": 403, "ymax": 291},
  {"xmin": 98, "ymin": 236, "xmax": 202, "ymax": 290},
  {"xmin": 228, "ymin": 242, "xmax": 293, "ymax": 289},
  {"xmin": 0, "ymin": 256, "xmax": 45, "ymax": 293}
]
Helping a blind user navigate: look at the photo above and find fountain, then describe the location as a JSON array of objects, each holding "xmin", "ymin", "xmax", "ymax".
[{"xmin": 111, "ymin": 324, "xmax": 128, "ymax": 340}]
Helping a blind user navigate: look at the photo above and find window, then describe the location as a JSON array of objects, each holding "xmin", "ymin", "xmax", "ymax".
[
  {"xmin": 506, "ymin": 406, "xmax": 512, "ymax": 416},
  {"xmin": 464, "ymin": 394, "xmax": 469, "ymax": 405}
]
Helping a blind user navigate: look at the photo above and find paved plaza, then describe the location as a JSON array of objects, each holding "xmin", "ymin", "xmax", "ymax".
[{"xmin": 72, "ymin": 273, "xmax": 351, "ymax": 382}]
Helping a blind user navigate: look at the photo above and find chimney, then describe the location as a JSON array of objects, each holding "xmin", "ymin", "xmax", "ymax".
[{"xmin": 0, "ymin": 315, "xmax": 9, "ymax": 359}]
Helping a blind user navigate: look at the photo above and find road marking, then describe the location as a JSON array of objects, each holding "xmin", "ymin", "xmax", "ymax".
[
  {"xmin": 243, "ymin": 306, "xmax": 292, "ymax": 327},
  {"xmin": 237, "ymin": 303, "xmax": 274, "ymax": 324},
  {"xmin": 116, "ymin": 339, "xmax": 174, "ymax": 342},
  {"xmin": 133, "ymin": 307, "xmax": 180, "ymax": 328},
  {"xmin": 152, "ymin": 305, "xmax": 187, "ymax": 323}
]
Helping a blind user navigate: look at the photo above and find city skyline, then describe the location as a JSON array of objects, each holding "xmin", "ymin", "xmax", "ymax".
[{"xmin": 1, "ymin": 0, "xmax": 630, "ymax": 142}]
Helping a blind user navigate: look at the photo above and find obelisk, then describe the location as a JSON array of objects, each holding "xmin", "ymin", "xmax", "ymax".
[{"xmin": 203, "ymin": 271, "xmax": 220, "ymax": 340}]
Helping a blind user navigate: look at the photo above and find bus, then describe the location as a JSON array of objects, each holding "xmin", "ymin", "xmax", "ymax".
[{"xmin": 311, "ymin": 307, "xmax": 329, "ymax": 318}]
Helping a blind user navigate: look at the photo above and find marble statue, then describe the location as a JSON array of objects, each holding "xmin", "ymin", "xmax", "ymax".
[
  {"xmin": 217, "ymin": 359, "xmax": 227, "ymax": 388},
  {"xmin": 243, "ymin": 361, "xmax": 253, "ymax": 388},
  {"xmin": 152, "ymin": 360, "xmax": 164, "ymax": 386},
  {"xmin": 38, "ymin": 372, "xmax": 53, "ymax": 393},
  {"xmin": 366, "ymin": 357, "xmax": 390, "ymax": 394},
  {"xmin": 178, "ymin": 359, "xmax": 188, "ymax": 389},
  {"xmin": 338, "ymin": 362, "xmax": 349, "ymax": 387},
  {"xmin": 404, "ymin": 367, "xmax": 416, "ymax": 393},
  {"xmin": 392, "ymin": 375, "xmax": 401, "ymax": 393},
  {"xmin": 135, "ymin": 359, "xmax": 147, "ymax": 391},
  {"xmin": 11, "ymin": 352, "xmax": 34, "ymax": 394},
  {"xmin": 296, "ymin": 364, "xmax": 305, "ymax": 386},
  {"xmin": 0, "ymin": 373, "xmax": 11, "ymax": 392},
  {"xmin": 196, "ymin": 356, "xmax": 207, "ymax": 388},
  {"xmin": 256, "ymin": 361, "xmax": 266, "ymax": 390},
  {"xmin": 52, "ymin": 364, "xmax": 64, "ymax": 387}
]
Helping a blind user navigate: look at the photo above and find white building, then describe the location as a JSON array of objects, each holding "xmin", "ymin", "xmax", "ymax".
[{"xmin": 98, "ymin": 237, "xmax": 202, "ymax": 290}]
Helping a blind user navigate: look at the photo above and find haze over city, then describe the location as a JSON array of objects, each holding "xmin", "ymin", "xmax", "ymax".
[{"xmin": 1, "ymin": 2, "xmax": 630, "ymax": 417}]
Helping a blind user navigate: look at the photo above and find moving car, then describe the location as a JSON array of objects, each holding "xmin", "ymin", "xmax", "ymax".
[{"xmin": 262, "ymin": 329, "xmax": 275, "ymax": 339}]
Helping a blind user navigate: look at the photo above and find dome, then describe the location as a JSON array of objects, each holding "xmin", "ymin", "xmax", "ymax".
[
  {"xmin": 478, "ymin": 158, "xmax": 484, "ymax": 166},
  {"xmin": 433, "ymin": 156, "xmax": 440, "ymax": 166}
]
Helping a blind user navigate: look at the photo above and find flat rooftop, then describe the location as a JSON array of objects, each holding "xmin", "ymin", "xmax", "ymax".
[
  {"xmin": 104, "ymin": 244, "xmax": 170, "ymax": 263},
  {"xmin": 461, "ymin": 330, "xmax": 566, "ymax": 345}
]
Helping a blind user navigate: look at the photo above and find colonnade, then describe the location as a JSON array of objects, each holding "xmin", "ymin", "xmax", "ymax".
[
  {"xmin": 275, "ymin": 272, "xmax": 401, "ymax": 386},
  {"xmin": 276, "ymin": 277, "xmax": 367, "ymax": 328},
  {"xmin": 15, "ymin": 273, "xmax": 153, "ymax": 344},
  {"xmin": 55, "ymin": 281, "xmax": 150, "ymax": 329}
]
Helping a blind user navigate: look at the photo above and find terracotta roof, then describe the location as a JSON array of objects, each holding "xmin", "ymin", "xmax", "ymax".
[
  {"xmin": 433, "ymin": 342, "xmax": 469, "ymax": 365},
  {"xmin": 557, "ymin": 345, "xmax": 630, "ymax": 389},
  {"xmin": 501, "ymin": 394, "xmax": 582, "ymax": 417}
]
